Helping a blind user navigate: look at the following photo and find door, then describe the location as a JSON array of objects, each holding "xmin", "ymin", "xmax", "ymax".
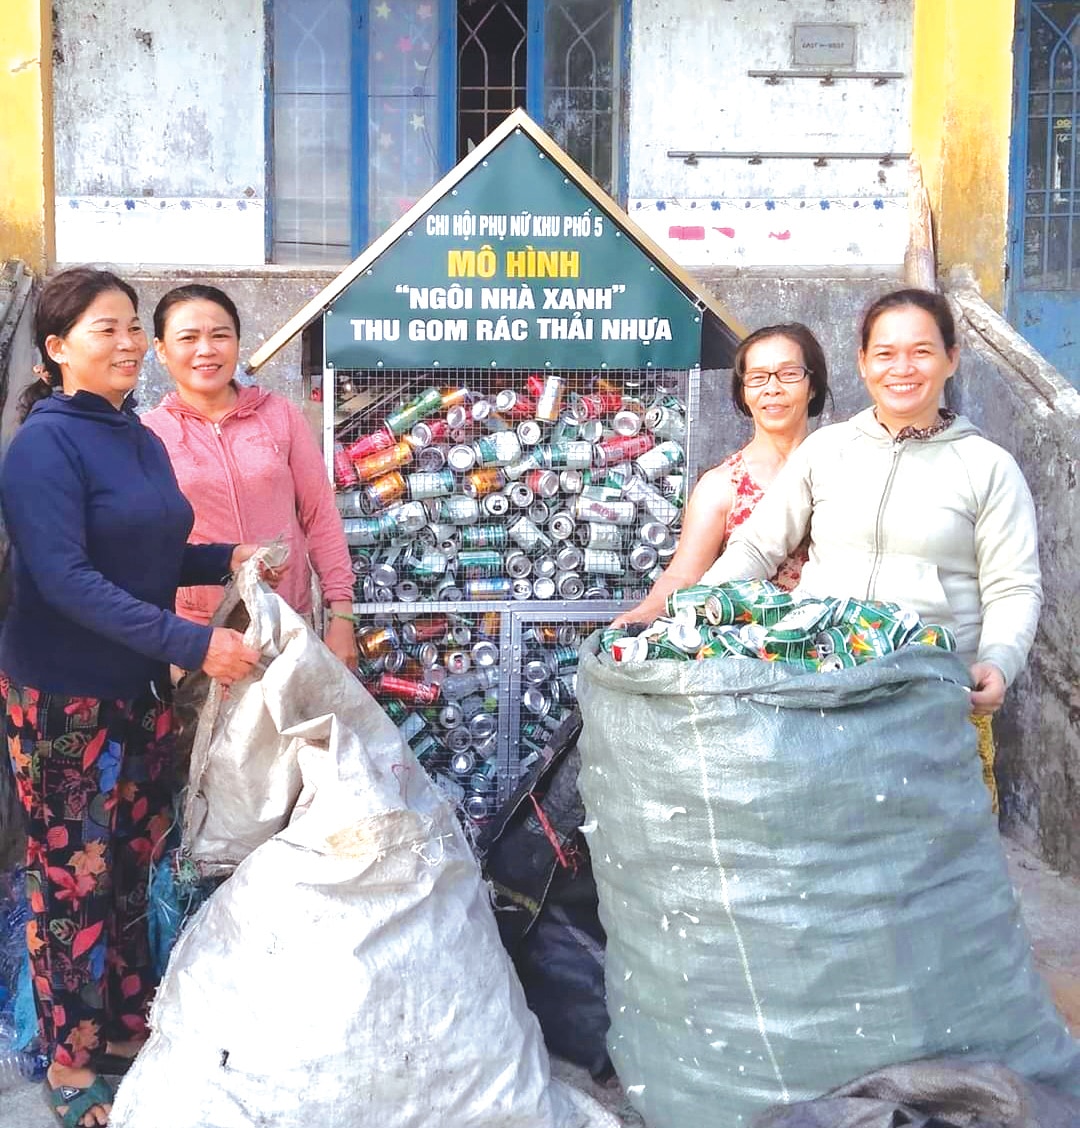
[{"xmin": 1008, "ymin": 1, "xmax": 1080, "ymax": 385}]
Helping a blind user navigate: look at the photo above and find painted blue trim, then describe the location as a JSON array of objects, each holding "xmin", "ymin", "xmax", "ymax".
[
  {"xmin": 617, "ymin": 0, "xmax": 632, "ymax": 206},
  {"xmin": 263, "ymin": 0, "xmax": 275, "ymax": 261},
  {"xmin": 438, "ymin": 0, "xmax": 457, "ymax": 171},
  {"xmin": 1006, "ymin": 0, "xmax": 1032, "ymax": 317},
  {"xmin": 350, "ymin": 0, "xmax": 370, "ymax": 255},
  {"xmin": 526, "ymin": 0, "xmax": 545, "ymax": 121}
]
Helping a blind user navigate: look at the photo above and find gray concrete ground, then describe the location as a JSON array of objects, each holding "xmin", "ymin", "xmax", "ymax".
[{"xmin": 2, "ymin": 835, "xmax": 1077, "ymax": 1128}]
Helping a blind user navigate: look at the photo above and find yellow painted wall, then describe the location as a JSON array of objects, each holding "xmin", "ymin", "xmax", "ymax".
[
  {"xmin": 912, "ymin": 0, "xmax": 1014, "ymax": 309},
  {"xmin": 0, "ymin": 0, "xmax": 53, "ymax": 271}
]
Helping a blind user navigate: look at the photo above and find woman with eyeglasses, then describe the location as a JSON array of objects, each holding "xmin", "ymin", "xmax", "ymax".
[
  {"xmin": 699, "ymin": 289, "xmax": 1041, "ymax": 808},
  {"xmin": 614, "ymin": 323, "xmax": 829, "ymax": 627}
]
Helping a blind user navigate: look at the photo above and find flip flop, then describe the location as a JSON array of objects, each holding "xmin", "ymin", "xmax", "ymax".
[{"xmin": 43, "ymin": 1074, "xmax": 114, "ymax": 1128}]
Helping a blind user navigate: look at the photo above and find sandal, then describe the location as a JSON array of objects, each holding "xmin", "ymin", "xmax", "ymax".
[{"xmin": 43, "ymin": 1074, "xmax": 114, "ymax": 1128}]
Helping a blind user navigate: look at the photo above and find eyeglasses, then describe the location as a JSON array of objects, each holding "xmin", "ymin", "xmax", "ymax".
[{"xmin": 741, "ymin": 365, "xmax": 808, "ymax": 388}]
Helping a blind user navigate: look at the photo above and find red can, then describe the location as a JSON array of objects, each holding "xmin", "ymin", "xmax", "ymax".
[
  {"xmin": 346, "ymin": 428, "xmax": 394, "ymax": 462},
  {"xmin": 525, "ymin": 468, "xmax": 560, "ymax": 498},
  {"xmin": 354, "ymin": 440, "xmax": 413, "ymax": 482},
  {"xmin": 333, "ymin": 443, "xmax": 358, "ymax": 488},
  {"xmin": 375, "ymin": 673, "xmax": 440, "ymax": 705},
  {"xmin": 596, "ymin": 433, "xmax": 655, "ymax": 463},
  {"xmin": 571, "ymin": 392, "xmax": 622, "ymax": 422}
]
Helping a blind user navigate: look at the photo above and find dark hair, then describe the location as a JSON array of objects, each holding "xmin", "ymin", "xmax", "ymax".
[
  {"xmin": 731, "ymin": 322, "xmax": 829, "ymax": 419},
  {"xmin": 19, "ymin": 266, "xmax": 140, "ymax": 422},
  {"xmin": 859, "ymin": 288, "xmax": 956, "ymax": 353},
  {"xmin": 153, "ymin": 284, "xmax": 241, "ymax": 340}
]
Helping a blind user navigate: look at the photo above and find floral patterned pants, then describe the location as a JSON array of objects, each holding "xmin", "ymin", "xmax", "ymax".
[{"xmin": 3, "ymin": 678, "xmax": 175, "ymax": 1067}]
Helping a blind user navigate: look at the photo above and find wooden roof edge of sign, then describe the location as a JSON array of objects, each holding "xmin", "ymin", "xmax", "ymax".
[{"xmin": 247, "ymin": 108, "xmax": 746, "ymax": 373}]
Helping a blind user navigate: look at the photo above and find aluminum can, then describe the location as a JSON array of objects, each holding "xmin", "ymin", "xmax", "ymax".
[
  {"xmin": 596, "ymin": 433, "xmax": 654, "ymax": 465},
  {"xmin": 517, "ymin": 419, "xmax": 543, "ymax": 446},
  {"xmin": 449, "ymin": 748, "xmax": 477, "ymax": 777},
  {"xmin": 435, "ymin": 581, "xmax": 464, "ymax": 602},
  {"xmin": 813, "ymin": 626, "xmax": 849, "ymax": 658},
  {"xmin": 524, "ymin": 468, "xmax": 559, "ymax": 499},
  {"xmin": 462, "ymin": 794, "xmax": 491, "ymax": 821},
  {"xmin": 511, "ymin": 578, "xmax": 534, "ymax": 600},
  {"xmin": 508, "ymin": 482, "xmax": 534, "ymax": 509},
  {"xmin": 460, "ymin": 523, "xmax": 508, "ymax": 550},
  {"xmin": 457, "ymin": 549, "xmax": 503, "ymax": 579},
  {"xmin": 505, "ymin": 550, "xmax": 533, "ymax": 579},
  {"xmin": 570, "ymin": 392, "xmax": 621, "ymax": 422},
  {"xmin": 406, "ymin": 469, "xmax": 454, "ymax": 500},
  {"xmin": 644, "ymin": 404, "xmax": 687, "ymax": 443},
  {"xmin": 446, "ymin": 404, "xmax": 470, "ymax": 430},
  {"xmin": 362, "ymin": 471, "xmax": 406, "ymax": 512},
  {"xmin": 473, "ymin": 430, "xmax": 522, "ymax": 467},
  {"xmin": 904, "ymin": 624, "xmax": 957, "ymax": 651},
  {"xmin": 579, "ymin": 420, "xmax": 604, "ymax": 444},
  {"xmin": 447, "ymin": 443, "xmax": 477, "ymax": 472},
  {"xmin": 559, "ymin": 469, "xmax": 584, "ymax": 494},
  {"xmin": 577, "ymin": 522, "xmax": 623, "ymax": 550},
  {"xmin": 445, "ymin": 726, "xmax": 473, "ymax": 754},
  {"xmin": 483, "ymin": 493, "xmax": 511, "ymax": 517},
  {"xmin": 441, "ymin": 665, "xmax": 498, "ymax": 700},
  {"xmin": 638, "ymin": 520, "xmax": 674, "ymax": 549},
  {"xmin": 611, "ymin": 635, "xmax": 649, "ymax": 663},
  {"xmin": 464, "ymin": 468, "xmax": 507, "ymax": 498},
  {"xmin": 354, "ymin": 440, "xmax": 413, "ymax": 482},
  {"xmin": 438, "ymin": 703, "xmax": 464, "ymax": 728},
  {"xmin": 817, "ymin": 652, "xmax": 859, "ymax": 672},
  {"xmin": 704, "ymin": 591, "xmax": 737, "ymax": 625},
  {"xmin": 633, "ymin": 440, "xmax": 684, "ymax": 481},
  {"xmin": 445, "ymin": 648, "xmax": 471, "ymax": 675},
  {"xmin": 469, "ymin": 712, "xmax": 498, "ymax": 742},
  {"xmin": 548, "ymin": 511, "xmax": 577, "ymax": 541},
  {"xmin": 398, "ymin": 712, "xmax": 428, "ymax": 745},
  {"xmin": 667, "ymin": 622, "xmax": 703, "ymax": 654},
  {"xmin": 351, "ymin": 550, "xmax": 373, "ymax": 574},
  {"xmin": 381, "ymin": 698, "xmax": 408, "ymax": 723},
  {"xmin": 333, "ymin": 443, "xmax": 358, "ymax": 488},
  {"xmin": 405, "ymin": 550, "xmax": 450, "ymax": 580},
  {"xmin": 395, "ymin": 500, "xmax": 429, "ymax": 535},
  {"xmin": 623, "ymin": 475, "xmax": 679, "ymax": 526},
  {"xmin": 657, "ymin": 474, "xmax": 686, "ymax": 506},
  {"xmin": 534, "ymin": 554, "xmax": 558, "ymax": 577},
  {"xmin": 551, "ymin": 417, "xmax": 579, "ymax": 443},
  {"xmin": 494, "ymin": 389, "xmax": 535, "ymax": 418},
  {"xmin": 416, "ymin": 445, "xmax": 448, "ymax": 472},
  {"xmin": 471, "ymin": 399, "xmax": 495, "ymax": 424},
  {"xmin": 523, "ymin": 657, "xmax": 552, "ymax": 684},
  {"xmin": 665, "ymin": 585, "xmax": 715, "ymax": 616},
  {"xmin": 584, "ymin": 549, "xmax": 622, "ymax": 575},
  {"xmin": 465, "ymin": 578, "xmax": 513, "ymax": 600},
  {"xmin": 450, "ymin": 622, "xmax": 473, "ymax": 645},
  {"xmin": 508, "ymin": 515, "xmax": 552, "ymax": 555},
  {"xmin": 612, "ymin": 409, "xmax": 643, "ymax": 437},
  {"xmin": 848, "ymin": 626, "xmax": 894, "ymax": 664},
  {"xmin": 374, "ymin": 673, "xmax": 439, "ymax": 705},
  {"xmin": 336, "ymin": 489, "xmax": 365, "ymax": 518},
  {"xmin": 582, "ymin": 484, "xmax": 622, "ymax": 503},
  {"xmin": 346, "ymin": 428, "xmax": 394, "ymax": 463},
  {"xmin": 503, "ymin": 452, "xmax": 541, "ymax": 481},
  {"xmin": 471, "ymin": 640, "xmax": 500, "ymax": 668},
  {"xmin": 628, "ymin": 543, "xmax": 659, "ymax": 572},
  {"xmin": 526, "ymin": 499, "xmax": 552, "ymax": 525},
  {"xmin": 535, "ymin": 375, "xmax": 565, "ymax": 423},
  {"xmin": 532, "ymin": 576, "xmax": 556, "ymax": 599},
  {"xmin": 371, "ymin": 562, "xmax": 399, "ymax": 589},
  {"xmin": 546, "ymin": 440, "xmax": 594, "ymax": 469},
  {"xmin": 522, "ymin": 687, "xmax": 551, "ymax": 717},
  {"xmin": 441, "ymin": 387, "xmax": 469, "ymax": 409},
  {"xmin": 395, "ymin": 581, "xmax": 420, "ymax": 602},
  {"xmin": 410, "ymin": 734, "xmax": 442, "ymax": 767},
  {"xmin": 555, "ymin": 544, "xmax": 583, "ymax": 572},
  {"xmin": 401, "ymin": 616, "xmax": 445, "ymax": 655},
  {"xmin": 770, "ymin": 600, "xmax": 829, "ymax": 636},
  {"xmin": 411, "ymin": 419, "xmax": 449, "ymax": 447},
  {"xmin": 572, "ymin": 496, "xmax": 637, "ymax": 526},
  {"xmin": 556, "ymin": 572, "xmax": 585, "ymax": 599},
  {"xmin": 384, "ymin": 388, "xmax": 444, "ymax": 436}
]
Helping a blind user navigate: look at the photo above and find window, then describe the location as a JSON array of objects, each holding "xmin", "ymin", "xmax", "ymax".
[{"xmin": 270, "ymin": 0, "xmax": 626, "ymax": 264}]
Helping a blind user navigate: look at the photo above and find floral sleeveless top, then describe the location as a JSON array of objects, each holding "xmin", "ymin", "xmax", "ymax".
[{"xmin": 719, "ymin": 449, "xmax": 807, "ymax": 592}]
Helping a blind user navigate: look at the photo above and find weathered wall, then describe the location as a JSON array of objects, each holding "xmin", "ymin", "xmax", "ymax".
[
  {"xmin": 0, "ymin": 263, "xmax": 37, "ymax": 450},
  {"xmin": 51, "ymin": 0, "xmax": 265, "ymax": 265},
  {"xmin": 627, "ymin": 0, "xmax": 912, "ymax": 269},
  {"xmin": 945, "ymin": 275, "xmax": 1080, "ymax": 875},
  {"xmin": 0, "ymin": 0, "xmax": 54, "ymax": 271}
]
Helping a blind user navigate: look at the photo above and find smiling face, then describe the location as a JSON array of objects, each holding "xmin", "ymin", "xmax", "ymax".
[
  {"xmin": 45, "ymin": 289, "xmax": 147, "ymax": 407},
  {"xmin": 740, "ymin": 334, "xmax": 812, "ymax": 437},
  {"xmin": 154, "ymin": 298, "xmax": 240, "ymax": 400},
  {"xmin": 858, "ymin": 305, "xmax": 959, "ymax": 433}
]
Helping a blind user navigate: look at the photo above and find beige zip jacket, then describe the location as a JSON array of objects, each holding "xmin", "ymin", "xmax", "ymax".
[{"xmin": 700, "ymin": 408, "xmax": 1042, "ymax": 685}]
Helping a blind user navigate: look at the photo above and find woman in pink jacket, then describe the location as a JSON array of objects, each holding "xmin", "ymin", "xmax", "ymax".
[{"xmin": 143, "ymin": 285, "xmax": 358, "ymax": 668}]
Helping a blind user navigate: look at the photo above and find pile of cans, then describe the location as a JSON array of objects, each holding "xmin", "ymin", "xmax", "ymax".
[
  {"xmin": 359, "ymin": 612, "xmax": 596, "ymax": 823},
  {"xmin": 601, "ymin": 580, "xmax": 957, "ymax": 671},
  {"xmin": 332, "ymin": 375, "xmax": 687, "ymax": 603}
]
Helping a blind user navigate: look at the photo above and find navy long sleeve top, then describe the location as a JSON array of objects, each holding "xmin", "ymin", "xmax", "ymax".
[{"xmin": 0, "ymin": 391, "xmax": 234, "ymax": 699}]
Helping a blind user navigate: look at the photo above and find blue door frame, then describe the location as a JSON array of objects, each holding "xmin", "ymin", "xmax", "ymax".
[{"xmin": 1007, "ymin": 0, "xmax": 1080, "ymax": 385}]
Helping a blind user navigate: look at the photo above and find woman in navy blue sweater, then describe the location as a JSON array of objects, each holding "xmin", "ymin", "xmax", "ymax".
[{"xmin": 1, "ymin": 268, "xmax": 263, "ymax": 1128}]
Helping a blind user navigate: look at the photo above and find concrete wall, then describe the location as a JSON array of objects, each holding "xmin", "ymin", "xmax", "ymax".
[
  {"xmin": 628, "ymin": 0, "xmax": 912, "ymax": 270},
  {"xmin": 945, "ymin": 274, "xmax": 1080, "ymax": 875},
  {"xmin": 51, "ymin": 0, "xmax": 266, "ymax": 265}
]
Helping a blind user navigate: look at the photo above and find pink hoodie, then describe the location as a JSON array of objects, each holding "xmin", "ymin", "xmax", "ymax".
[{"xmin": 142, "ymin": 385, "xmax": 353, "ymax": 625}]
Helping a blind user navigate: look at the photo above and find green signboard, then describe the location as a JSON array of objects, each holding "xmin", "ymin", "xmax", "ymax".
[{"xmin": 324, "ymin": 128, "xmax": 705, "ymax": 370}]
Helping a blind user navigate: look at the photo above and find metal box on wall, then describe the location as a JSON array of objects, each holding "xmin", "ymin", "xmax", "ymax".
[{"xmin": 247, "ymin": 110, "xmax": 741, "ymax": 825}]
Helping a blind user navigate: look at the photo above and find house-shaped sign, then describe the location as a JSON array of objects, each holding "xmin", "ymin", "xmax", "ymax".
[{"xmin": 248, "ymin": 109, "xmax": 743, "ymax": 375}]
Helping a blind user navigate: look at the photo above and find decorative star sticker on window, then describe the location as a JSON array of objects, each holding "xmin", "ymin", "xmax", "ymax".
[{"xmin": 375, "ymin": 2, "xmax": 390, "ymax": 18}]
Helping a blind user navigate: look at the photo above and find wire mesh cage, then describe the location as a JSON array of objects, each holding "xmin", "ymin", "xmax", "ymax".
[{"xmin": 327, "ymin": 363, "xmax": 695, "ymax": 822}]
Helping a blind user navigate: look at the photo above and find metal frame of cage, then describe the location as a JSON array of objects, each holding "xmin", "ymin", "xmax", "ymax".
[{"xmin": 322, "ymin": 347, "xmax": 704, "ymax": 807}]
